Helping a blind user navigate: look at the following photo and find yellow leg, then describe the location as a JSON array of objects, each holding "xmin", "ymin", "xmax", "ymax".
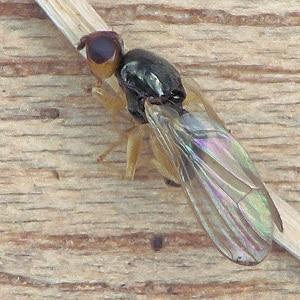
[
  {"xmin": 92, "ymin": 80, "xmax": 130, "ymax": 121},
  {"xmin": 183, "ymin": 77, "xmax": 225, "ymax": 127},
  {"xmin": 150, "ymin": 134, "xmax": 180, "ymax": 186},
  {"xmin": 97, "ymin": 124, "xmax": 145, "ymax": 178},
  {"xmin": 97, "ymin": 134, "xmax": 127, "ymax": 163},
  {"xmin": 125, "ymin": 125, "xmax": 145, "ymax": 179}
]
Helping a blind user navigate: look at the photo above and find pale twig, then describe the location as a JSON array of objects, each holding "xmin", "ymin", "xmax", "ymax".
[
  {"xmin": 269, "ymin": 188, "xmax": 300, "ymax": 260},
  {"xmin": 35, "ymin": 0, "xmax": 109, "ymax": 56},
  {"xmin": 35, "ymin": 0, "xmax": 300, "ymax": 261}
]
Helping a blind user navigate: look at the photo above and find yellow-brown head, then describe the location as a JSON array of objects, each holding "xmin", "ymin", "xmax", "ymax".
[{"xmin": 77, "ymin": 31, "xmax": 124, "ymax": 83}]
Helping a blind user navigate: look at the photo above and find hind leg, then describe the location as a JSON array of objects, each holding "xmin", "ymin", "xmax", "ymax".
[
  {"xmin": 150, "ymin": 134, "xmax": 181, "ymax": 187},
  {"xmin": 97, "ymin": 123, "xmax": 145, "ymax": 179},
  {"xmin": 183, "ymin": 77, "xmax": 225, "ymax": 127}
]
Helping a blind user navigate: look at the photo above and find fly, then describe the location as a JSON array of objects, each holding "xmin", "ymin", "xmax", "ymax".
[{"xmin": 77, "ymin": 31, "xmax": 283, "ymax": 265}]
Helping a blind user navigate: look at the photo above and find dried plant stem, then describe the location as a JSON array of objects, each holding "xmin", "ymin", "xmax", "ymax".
[
  {"xmin": 269, "ymin": 188, "xmax": 300, "ymax": 260},
  {"xmin": 35, "ymin": 0, "xmax": 110, "ymax": 57},
  {"xmin": 35, "ymin": 0, "xmax": 300, "ymax": 261}
]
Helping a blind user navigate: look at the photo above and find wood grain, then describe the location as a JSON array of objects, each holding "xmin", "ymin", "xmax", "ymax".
[{"xmin": 0, "ymin": 1, "xmax": 299, "ymax": 299}]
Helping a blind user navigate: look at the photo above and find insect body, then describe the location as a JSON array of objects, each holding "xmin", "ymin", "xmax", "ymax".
[
  {"xmin": 116, "ymin": 48, "xmax": 186, "ymax": 123},
  {"xmin": 78, "ymin": 31, "xmax": 283, "ymax": 265}
]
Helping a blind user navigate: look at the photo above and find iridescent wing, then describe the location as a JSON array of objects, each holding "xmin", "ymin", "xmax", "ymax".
[{"xmin": 145, "ymin": 96, "xmax": 282, "ymax": 265}]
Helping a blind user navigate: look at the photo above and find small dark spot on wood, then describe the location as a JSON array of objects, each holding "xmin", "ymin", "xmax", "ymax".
[
  {"xmin": 86, "ymin": 85, "xmax": 93, "ymax": 93},
  {"xmin": 151, "ymin": 235, "xmax": 164, "ymax": 251},
  {"xmin": 39, "ymin": 108, "xmax": 60, "ymax": 119},
  {"xmin": 51, "ymin": 169, "xmax": 60, "ymax": 180},
  {"xmin": 166, "ymin": 285, "xmax": 174, "ymax": 293},
  {"xmin": 144, "ymin": 281, "xmax": 154, "ymax": 293}
]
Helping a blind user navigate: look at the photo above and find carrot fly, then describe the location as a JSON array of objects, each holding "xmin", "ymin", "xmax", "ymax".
[{"xmin": 77, "ymin": 31, "xmax": 283, "ymax": 265}]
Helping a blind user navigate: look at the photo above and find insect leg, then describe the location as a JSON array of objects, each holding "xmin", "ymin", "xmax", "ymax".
[
  {"xmin": 125, "ymin": 125, "xmax": 145, "ymax": 179},
  {"xmin": 92, "ymin": 82, "xmax": 130, "ymax": 119},
  {"xmin": 97, "ymin": 133, "xmax": 128, "ymax": 163},
  {"xmin": 150, "ymin": 134, "xmax": 180, "ymax": 186},
  {"xmin": 183, "ymin": 77, "xmax": 226, "ymax": 127},
  {"xmin": 96, "ymin": 125, "xmax": 144, "ymax": 179}
]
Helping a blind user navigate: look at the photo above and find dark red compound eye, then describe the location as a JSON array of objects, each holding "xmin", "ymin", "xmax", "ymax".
[{"xmin": 88, "ymin": 35, "xmax": 117, "ymax": 64}]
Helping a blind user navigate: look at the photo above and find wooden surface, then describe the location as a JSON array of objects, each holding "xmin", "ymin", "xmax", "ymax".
[{"xmin": 0, "ymin": 0, "xmax": 299, "ymax": 299}]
